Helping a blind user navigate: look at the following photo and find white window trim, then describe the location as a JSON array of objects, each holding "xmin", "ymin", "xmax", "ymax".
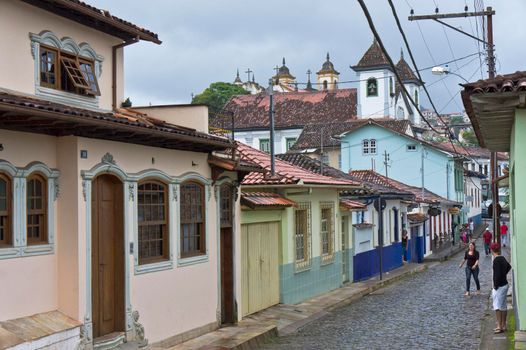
[
  {"xmin": 362, "ymin": 139, "xmax": 370, "ymax": 155},
  {"xmin": 0, "ymin": 160, "xmax": 59, "ymax": 260},
  {"xmin": 320, "ymin": 201, "xmax": 335, "ymax": 265},
  {"xmin": 407, "ymin": 144, "xmax": 417, "ymax": 152},
  {"xmin": 30, "ymin": 30, "xmax": 104, "ymax": 110},
  {"xmin": 369, "ymin": 139, "xmax": 377, "ymax": 155}
]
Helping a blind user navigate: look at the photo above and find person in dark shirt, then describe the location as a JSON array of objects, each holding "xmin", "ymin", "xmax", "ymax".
[
  {"xmin": 401, "ymin": 230, "xmax": 408, "ymax": 262},
  {"xmin": 491, "ymin": 242, "xmax": 512, "ymax": 333},
  {"xmin": 459, "ymin": 242, "xmax": 480, "ymax": 296}
]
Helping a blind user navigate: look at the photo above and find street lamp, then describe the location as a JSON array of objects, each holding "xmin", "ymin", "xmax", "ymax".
[{"xmin": 431, "ymin": 65, "xmax": 470, "ymax": 83}]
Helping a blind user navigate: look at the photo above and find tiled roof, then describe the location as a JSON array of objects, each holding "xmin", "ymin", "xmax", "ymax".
[
  {"xmin": 428, "ymin": 142, "xmax": 507, "ymax": 161},
  {"xmin": 396, "ymin": 57, "xmax": 420, "ymax": 85},
  {"xmin": 340, "ymin": 199, "xmax": 367, "ymax": 210},
  {"xmin": 0, "ymin": 90, "xmax": 231, "ymax": 152},
  {"xmin": 25, "ymin": 0, "xmax": 161, "ymax": 44},
  {"xmin": 240, "ymin": 192, "xmax": 296, "ymax": 208},
  {"xmin": 349, "ymin": 170, "xmax": 460, "ymax": 205},
  {"xmin": 407, "ymin": 212, "xmax": 428, "ymax": 223},
  {"xmin": 291, "ymin": 118, "xmax": 412, "ymax": 151},
  {"xmin": 212, "ymin": 89, "xmax": 357, "ymax": 130},
  {"xmin": 353, "ymin": 39, "xmax": 391, "ymax": 70},
  {"xmin": 236, "ymin": 142, "xmax": 360, "ymax": 187},
  {"xmin": 462, "ymin": 71, "xmax": 526, "ymax": 94}
]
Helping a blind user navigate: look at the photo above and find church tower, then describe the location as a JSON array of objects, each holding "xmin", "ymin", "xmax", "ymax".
[
  {"xmin": 273, "ymin": 57, "xmax": 296, "ymax": 91},
  {"xmin": 394, "ymin": 49, "xmax": 423, "ymax": 124},
  {"xmin": 351, "ymin": 39, "xmax": 395, "ymax": 118},
  {"xmin": 317, "ymin": 52, "xmax": 340, "ymax": 91},
  {"xmin": 233, "ymin": 69, "xmax": 243, "ymax": 86}
]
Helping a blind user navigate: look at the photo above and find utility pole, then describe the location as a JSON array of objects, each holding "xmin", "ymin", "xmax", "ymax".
[
  {"xmin": 420, "ymin": 144, "xmax": 425, "ymax": 202},
  {"xmin": 383, "ymin": 150, "xmax": 390, "ymax": 178},
  {"xmin": 409, "ymin": 6, "xmax": 499, "ymax": 239},
  {"xmin": 268, "ymin": 78, "xmax": 275, "ymax": 177}
]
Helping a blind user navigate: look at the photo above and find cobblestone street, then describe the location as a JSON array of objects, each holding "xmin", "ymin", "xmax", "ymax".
[{"xmin": 261, "ymin": 247, "xmax": 493, "ymax": 350}]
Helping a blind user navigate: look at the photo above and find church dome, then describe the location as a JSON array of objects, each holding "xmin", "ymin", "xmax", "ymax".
[
  {"xmin": 274, "ymin": 57, "xmax": 296, "ymax": 80},
  {"xmin": 317, "ymin": 52, "xmax": 340, "ymax": 75}
]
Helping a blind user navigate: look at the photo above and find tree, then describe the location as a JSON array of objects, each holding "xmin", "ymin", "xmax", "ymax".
[
  {"xmin": 191, "ymin": 82, "xmax": 248, "ymax": 114},
  {"xmin": 461, "ymin": 129, "xmax": 479, "ymax": 146}
]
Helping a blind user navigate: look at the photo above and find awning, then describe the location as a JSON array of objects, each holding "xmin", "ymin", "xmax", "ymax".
[
  {"xmin": 340, "ymin": 199, "xmax": 367, "ymax": 211},
  {"xmin": 241, "ymin": 192, "xmax": 296, "ymax": 209}
]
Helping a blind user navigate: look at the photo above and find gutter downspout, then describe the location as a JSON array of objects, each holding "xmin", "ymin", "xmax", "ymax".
[{"xmin": 112, "ymin": 37, "xmax": 140, "ymax": 110}]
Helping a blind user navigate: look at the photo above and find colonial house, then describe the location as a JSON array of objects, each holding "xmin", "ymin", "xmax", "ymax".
[
  {"xmin": 211, "ymin": 88, "xmax": 358, "ymax": 156},
  {"xmin": 235, "ymin": 142, "xmax": 361, "ymax": 306},
  {"xmin": 338, "ymin": 118, "xmax": 466, "ymax": 206},
  {"xmin": 0, "ymin": 1, "xmax": 247, "ymax": 349},
  {"xmin": 463, "ymin": 169, "xmax": 486, "ymax": 226},
  {"xmin": 462, "ymin": 72, "xmax": 526, "ymax": 336},
  {"xmin": 277, "ymin": 153, "xmax": 415, "ymax": 281}
]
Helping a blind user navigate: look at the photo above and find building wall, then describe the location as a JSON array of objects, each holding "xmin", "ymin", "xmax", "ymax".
[
  {"xmin": 356, "ymin": 69, "xmax": 392, "ymax": 118},
  {"xmin": 234, "ymin": 128, "xmax": 303, "ymax": 155},
  {"xmin": 340, "ymin": 124, "xmax": 459, "ymax": 199},
  {"xmin": 510, "ymin": 109, "xmax": 526, "ymax": 330},
  {"xmin": 464, "ymin": 175, "xmax": 482, "ymax": 224},
  {"xmin": 0, "ymin": 0, "xmax": 124, "ymax": 110}
]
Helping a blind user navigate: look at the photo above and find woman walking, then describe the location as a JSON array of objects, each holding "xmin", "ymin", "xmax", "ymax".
[{"xmin": 459, "ymin": 242, "xmax": 481, "ymax": 296}]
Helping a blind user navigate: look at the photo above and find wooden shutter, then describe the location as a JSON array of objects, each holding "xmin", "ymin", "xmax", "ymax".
[{"xmin": 60, "ymin": 57, "xmax": 90, "ymax": 89}]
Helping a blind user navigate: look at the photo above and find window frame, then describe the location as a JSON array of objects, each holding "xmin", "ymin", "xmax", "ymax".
[
  {"xmin": 406, "ymin": 144, "xmax": 417, "ymax": 152},
  {"xmin": 362, "ymin": 139, "xmax": 370, "ymax": 155},
  {"xmin": 294, "ymin": 202, "xmax": 312, "ymax": 271},
  {"xmin": 285, "ymin": 137, "xmax": 297, "ymax": 152},
  {"xmin": 137, "ymin": 179, "xmax": 170, "ymax": 265},
  {"xmin": 0, "ymin": 173, "xmax": 12, "ymax": 247},
  {"xmin": 259, "ymin": 138, "xmax": 270, "ymax": 153},
  {"xmin": 179, "ymin": 180, "xmax": 207, "ymax": 259},
  {"xmin": 320, "ymin": 202, "xmax": 335, "ymax": 264},
  {"xmin": 26, "ymin": 173, "xmax": 48, "ymax": 245},
  {"xmin": 366, "ymin": 77, "xmax": 378, "ymax": 97},
  {"xmin": 39, "ymin": 44, "xmax": 99, "ymax": 98},
  {"xmin": 369, "ymin": 139, "xmax": 377, "ymax": 155}
]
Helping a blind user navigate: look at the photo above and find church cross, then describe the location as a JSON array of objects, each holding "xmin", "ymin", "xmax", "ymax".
[{"xmin": 245, "ymin": 68, "xmax": 253, "ymax": 82}]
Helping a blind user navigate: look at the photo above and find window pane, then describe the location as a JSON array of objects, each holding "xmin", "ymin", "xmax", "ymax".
[{"xmin": 137, "ymin": 182, "xmax": 167, "ymax": 262}]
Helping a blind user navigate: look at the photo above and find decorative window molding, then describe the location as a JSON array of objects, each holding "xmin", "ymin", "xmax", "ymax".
[
  {"xmin": 320, "ymin": 201, "xmax": 335, "ymax": 265},
  {"xmin": 29, "ymin": 30, "xmax": 104, "ymax": 110},
  {"xmin": 0, "ymin": 160, "xmax": 59, "ymax": 259},
  {"xmin": 294, "ymin": 202, "xmax": 312, "ymax": 272}
]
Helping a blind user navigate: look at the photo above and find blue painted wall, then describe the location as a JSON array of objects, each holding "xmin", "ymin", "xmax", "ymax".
[
  {"xmin": 340, "ymin": 124, "xmax": 463, "ymax": 201},
  {"xmin": 353, "ymin": 242, "xmax": 403, "ymax": 281},
  {"xmin": 280, "ymin": 253, "xmax": 343, "ymax": 304}
]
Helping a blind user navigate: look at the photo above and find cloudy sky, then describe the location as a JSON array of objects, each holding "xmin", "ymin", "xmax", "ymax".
[{"xmin": 90, "ymin": 0, "xmax": 525, "ymax": 113}]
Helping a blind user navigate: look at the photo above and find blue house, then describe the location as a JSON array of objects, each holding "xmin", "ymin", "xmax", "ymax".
[{"xmin": 338, "ymin": 119, "xmax": 465, "ymax": 206}]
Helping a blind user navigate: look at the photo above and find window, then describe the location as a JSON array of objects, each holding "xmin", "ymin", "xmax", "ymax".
[
  {"xmin": 414, "ymin": 89, "xmax": 419, "ymax": 106},
  {"xmin": 323, "ymin": 80, "xmax": 328, "ymax": 90},
  {"xmin": 370, "ymin": 139, "xmax": 377, "ymax": 154},
  {"xmin": 259, "ymin": 139, "xmax": 270, "ymax": 153},
  {"xmin": 321, "ymin": 153, "xmax": 329, "ymax": 165},
  {"xmin": 0, "ymin": 174, "xmax": 12, "ymax": 247},
  {"xmin": 27, "ymin": 174, "xmax": 47, "ymax": 244},
  {"xmin": 295, "ymin": 203, "xmax": 311, "ymax": 269},
  {"xmin": 138, "ymin": 181, "xmax": 169, "ymax": 264},
  {"xmin": 389, "ymin": 77, "xmax": 394, "ymax": 96},
  {"xmin": 285, "ymin": 137, "xmax": 297, "ymax": 152},
  {"xmin": 320, "ymin": 202, "xmax": 334, "ymax": 258},
  {"xmin": 220, "ymin": 184, "xmax": 233, "ymax": 228},
  {"xmin": 366, "ymin": 78, "xmax": 378, "ymax": 97},
  {"xmin": 180, "ymin": 181, "xmax": 206, "ymax": 257},
  {"xmin": 406, "ymin": 144, "xmax": 417, "ymax": 152},
  {"xmin": 39, "ymin": 45, "xmax": 100, "ymax": 96},
  {"xmin": 362, "ymin": 139, "xmax": 370, "ymax": 155}
]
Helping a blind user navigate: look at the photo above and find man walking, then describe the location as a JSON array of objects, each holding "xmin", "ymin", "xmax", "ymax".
[
  {"xmin": 491, "ymin": 242, "xmax": 512, "ymax": 334},
  {"xmin": 483, "ymin": 229, "xmax": 493, "ymax": 256},
  {"xmin": 500, "ymin": 222, "xmax": 509, "ymax": 247}
]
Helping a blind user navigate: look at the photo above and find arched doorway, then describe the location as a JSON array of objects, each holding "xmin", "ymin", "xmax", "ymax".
[{"xmin": 91, "ymin": 174, "xmax": 125, "ymax": 338}]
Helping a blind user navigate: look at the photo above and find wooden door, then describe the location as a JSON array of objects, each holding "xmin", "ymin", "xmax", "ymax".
[
  {"xmin": 241, "ymin": 222, "xmax": 279, "ymax": 317},
  {"xmin": 220, "ymin": 184, "xmax": 235, "ymax": 324},
  {"xmin": 91, "ymin": 175, "xmax": 125, "ymax": 338}
]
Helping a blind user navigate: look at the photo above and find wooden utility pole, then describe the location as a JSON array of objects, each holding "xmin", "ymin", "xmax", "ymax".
[{"xmin": 409, "ymin": 6, "xmax": 500, "ymax": 240}]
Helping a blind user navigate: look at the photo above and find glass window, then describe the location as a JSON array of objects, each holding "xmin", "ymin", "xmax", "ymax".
[
  {"xmin": 259, "ymin": 139, "xmax": 270, "ymax": 153},
  {"xmin": 320, "ymin": 203, "xmax": 334, "ymax": 256},
  {"xmin": 40, "ymin": 46, "xmax": 57, "ymax": 89},
  {"xmin": 0, "ymin": 174, "xmax": 11, "ymax": 246},
  {"xmin": 366, "ymin": 78, "xmax": 378, "ymax": 97},
  {"xmin": 406, "ymin": 144, "xmax": 417, "ymax": 152},
  {"xmin": 79, "ymin": 60, "xmax": 101, "ymax": 96},
  {"xmin": 414, "ymin": 89, "xmax": 419, "ymax": 106},
  {"xmin": 180, "ymin": 181, "xmax": 206, "ymax": 257},
  {"xmin": 294, "ymin": 203, "xmax": 311, "ymax": 267},
  {"xmin": 370, "ymin": 139, "xmax": 377, "ymax": 155},
  {"xmin": 27, "ymin": 174, "xmax": 47, "ymax": 244},
  {"xmin": 389, "ymin": 77, "xmax": 394, "ymax": 95},
  {"xmin": 362, "ymin": 139, "xmax": 370, "ymax": 155},
  {"xmin": 138, "ymin": 181, "xmax": 168, "ymax": 264},
  {"xmin": 285, "ymin": 137, "xmax": 297, "ymax": 152}
]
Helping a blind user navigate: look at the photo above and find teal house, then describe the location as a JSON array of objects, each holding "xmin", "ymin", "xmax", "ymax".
[{"xmin": 338, "ymin": 119, "xmax": 465, "ymax": 206}]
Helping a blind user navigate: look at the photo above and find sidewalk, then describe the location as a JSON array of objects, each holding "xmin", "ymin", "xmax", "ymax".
[{"xmin": 151, "ymin": 263, "xmax": 428, "ymax": 350}]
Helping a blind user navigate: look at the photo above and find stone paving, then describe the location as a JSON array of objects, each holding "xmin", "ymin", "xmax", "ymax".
[{"xmin": 261, "ymin": 241, "xmax": 493, "ymax": 350}]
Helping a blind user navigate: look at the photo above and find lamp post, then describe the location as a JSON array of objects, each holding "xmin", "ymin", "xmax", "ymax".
[{"xmin": 431, "ymin": 65, "xmax": 470, "ymax": 83}]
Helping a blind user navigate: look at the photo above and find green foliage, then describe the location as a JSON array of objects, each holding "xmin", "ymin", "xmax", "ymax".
[
  {"xmin": 449, "ymin": 115, "xmax": 464, "ymax": 125},
  {"xmin": 121, "ymin": 97, "xmax": 132, "ymax": 108},
  {"xmin": 461, "ymin": 129, "xmax": 479, "ymax": 146},
  {"xmin": 192, "ymin": 82, "xmax": 248, "ymax": 114}
]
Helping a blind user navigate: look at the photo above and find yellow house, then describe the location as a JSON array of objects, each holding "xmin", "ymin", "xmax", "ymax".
[{"xmin": 0, "ymin": 1, "xmax": 245, "ymax": 348}]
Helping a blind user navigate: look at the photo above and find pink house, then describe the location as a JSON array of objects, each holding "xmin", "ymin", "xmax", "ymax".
[{"xmin": 0, "ymin": 1, "xmax": 247, "ymax": 348}]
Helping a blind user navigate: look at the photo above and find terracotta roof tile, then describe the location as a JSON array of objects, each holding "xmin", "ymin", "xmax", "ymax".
[
  {"xmin": 236, "ymin": 142, "xmax": 359, "ymax": 187},
  {"xmin": 212, "ymin": 89, "xmax": 357, "ymax": 130},
  {"xmin": 407, "ymin": 212, "xmax": 428, "ymax": 223},
  {"xmin": 353, "ymin": 40, "xmax": 391, "ymax": 70},
  {"xmin": 396, "ymin": 57, "xmax": 420, "ymax": 84},
  {"xmin": 241, "ymin": 192, "xmax": 296, "ymax": 208},
  {"xmin": 340, "ymin": 199, "xmax": 367, "ymax": 210}
]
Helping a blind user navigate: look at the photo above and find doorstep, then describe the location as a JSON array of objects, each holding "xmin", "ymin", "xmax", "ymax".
[
  {"xmin": 0, "ymin": 310, "xmax": 80, "ymax": 350},
  {"xmin": 155, "ymin": 262, "xmax": 427, "ymax": 349}
]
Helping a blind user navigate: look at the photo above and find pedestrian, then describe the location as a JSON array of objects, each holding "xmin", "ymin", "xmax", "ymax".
[
  {"xmin": 500, "ymin": 222, "xmax": 509, "ymax": 247},
  {"xmin": 461, "ymin": 230, "xmax": 468, "ymax": 247},
  {"xmin": 483, "ymin": 229, "xmax": 493, "ymax": 256},
  {"xmin": 459, "ymin": 242, "xmax": 480, "ymax": 296},
  {"xmin": 491, "ymin": 242, "xmax": 511, "ymax": 334},
  {"xmin": 401, "ymin": 230, "xmax": 408, "ymax": 262},
  {"xmin": 469, "ymin": 219, "xmax": 474, "ymax": 237}
]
